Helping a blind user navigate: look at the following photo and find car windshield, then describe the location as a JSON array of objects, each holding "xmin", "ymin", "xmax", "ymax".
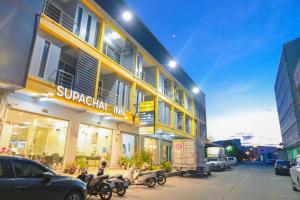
[
  {"xmin": 208, "ymin": 158, "xmax": 218, "ymax": 161},
  {"xmin": 228, "ymin": 157, "xmax": 234, "ymax": 160}
]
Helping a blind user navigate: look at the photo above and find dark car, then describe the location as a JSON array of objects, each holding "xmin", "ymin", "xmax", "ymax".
[
  {"xmin": 274, "ymin": 160, "xmax": 291, "ymax": 175},
  {"xmin": 0, "ymin": 156, "xmax": 87, "ymax": 200}
]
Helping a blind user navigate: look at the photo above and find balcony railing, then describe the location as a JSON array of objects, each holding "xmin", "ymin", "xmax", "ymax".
[
  {"xmin": 103, "ymin": 41, "xmax": 121, "ymax": 64},
  {"xmin": 49, "ymin": 69, "xmax": 75, "ymax": 89},
  {"xmin": 136, "ymin": 70, "xmax": 156, "ymax": 88},
  {"xmin": 98, "ymin": 87, "xmax": 119, "ymax": 106},
  {"xmin": 43, "ymin": 0, "xmax": 75, "ymax": 32}
]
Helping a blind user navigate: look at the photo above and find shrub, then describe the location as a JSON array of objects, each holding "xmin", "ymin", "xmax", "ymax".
[{"xmin": 160, "ymin": 161, "xmax": 172, "ymax": 172}]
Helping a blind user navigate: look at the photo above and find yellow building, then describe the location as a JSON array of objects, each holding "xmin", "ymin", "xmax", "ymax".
[{"xmin": 0, "ymin": 0, "xmax": 207, "ymax": 169}]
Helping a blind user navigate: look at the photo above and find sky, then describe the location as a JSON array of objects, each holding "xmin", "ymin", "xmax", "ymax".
[{"xmin": 125, "ymin": 0, "xmax": 300, "ymax": 146}]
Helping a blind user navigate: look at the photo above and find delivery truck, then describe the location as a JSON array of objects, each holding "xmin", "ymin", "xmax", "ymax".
[{"xmin": 173, "ymin": 139, "xmax": 211, "ymax": 176}]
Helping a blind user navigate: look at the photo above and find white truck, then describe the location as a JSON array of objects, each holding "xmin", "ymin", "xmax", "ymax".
[{"xmin": 173, "ymin": 139, "xmax": 211, "ymax": 176}]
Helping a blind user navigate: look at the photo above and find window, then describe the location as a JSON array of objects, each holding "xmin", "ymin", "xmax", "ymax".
[
  {"xmin": 158, "ymin": 101, "xmax": 171, "ymax": 125},
  {"xmin": 94, "ymin": 21, "xmax": 100, "ymax": 48},
  {"xmin": 116, "ymin": 80, "xmax": 130, "ymax": 110},
  {"xmin": 12, "ymin": 160, "xmax": 47, "ymax": 178},
  {"xmin": 75, "ymin": 7, "xmax": 83, "ymax": 36},
  {"xmin": 38, "ymin": 40, "xmax": 50, "ymax": 78},
  {"xmin": 85, "ymin": 15, "xmax": 92, "ymax": 42},
  {"xmin": 0, "ymin": 161, "xmax": 4, "ymax": 178}
]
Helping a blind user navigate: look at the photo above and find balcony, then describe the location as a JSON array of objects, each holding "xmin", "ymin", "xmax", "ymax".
[
  {"xmin": 43, "ymin": 0, "xmax": 76, "ymax": 32},
  {"xmin": 98, "ymin": 87, "xmax": 119, "ymax": 106}
]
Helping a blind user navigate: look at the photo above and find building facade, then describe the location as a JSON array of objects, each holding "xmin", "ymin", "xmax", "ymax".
[
  {"xmin": 0, "ymin": 0, "xmax": 207, "ymax": 169},
  {"xmin": 275, "ymin": 37, "xmax": 300, "ymax": 160}
]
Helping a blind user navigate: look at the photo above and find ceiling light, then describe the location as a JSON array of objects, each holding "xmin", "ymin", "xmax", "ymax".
[
  {"xmin": 192, "ymin": 87, "xmax": 200, "ymax": 94},
  {"xmin": 168, "ymin": 60, "xmax": 177, "ymax": 68},
  {"xmin": 39, "ymin": 97, "xmax": 49, "ymax": 102},
  {"xmin": 122, "ymin": 11, "xmax": 132, "ymax": 21}
]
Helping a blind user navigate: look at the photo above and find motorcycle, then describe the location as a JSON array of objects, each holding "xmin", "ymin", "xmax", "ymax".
[
  {"xmin": 154, "ymin": 169, "xmax": 167, "ymax": 185},
  {"xmin": 107, "ymin": 174, "xmax": 128, "ymax": 196},
  {"xmin": 124, "ymin": 166, "xmax": 157, "ymax": 188},
  {"xmin": 77, "ymin": 169, "xmax": 113, "ymax": 200}
]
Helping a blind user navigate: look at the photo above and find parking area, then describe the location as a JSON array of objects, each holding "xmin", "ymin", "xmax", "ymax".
[{"xmin": 90, "ymin": 162, "xmax": 299, "ymax": 200}]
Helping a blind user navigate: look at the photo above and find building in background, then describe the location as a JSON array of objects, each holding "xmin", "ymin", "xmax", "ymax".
[
  {"xmin": 253, "ymin": 146, "xmax": 277, "ymax": 163},
  {"xmin": 275, "ymin": 37, "xmax": 300, "ymax": 160},
  {"xmin": 0, "ymin": 0, "xmax": 207, "ymax": 169},
  {"xmin": 213, "ymin": 139, "xmax": 242, "ymax": 150}
]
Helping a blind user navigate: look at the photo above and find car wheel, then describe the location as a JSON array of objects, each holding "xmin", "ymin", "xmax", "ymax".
[
  {"xmin": 65, "ymin": 191, "xmax": 83, "ymax": 200},
  {"xmin": 293, "ymin": 184, "xmax": 299, "ymax": 192}
]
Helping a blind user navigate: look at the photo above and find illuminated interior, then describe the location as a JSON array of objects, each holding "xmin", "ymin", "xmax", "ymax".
[
  {"xmin": 144, "ymin": 137, "xmax": 158, "ymax": 164},
  {"xmin": 0, "ymin": 109, "xmax": 68, "ymax": 168},
  {"xmin": 76, "ymin": 124, "xmax": 112, "ymax": 166}
]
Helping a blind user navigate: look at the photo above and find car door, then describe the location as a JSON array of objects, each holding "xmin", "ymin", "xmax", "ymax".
[
  {"xmin": 0, "ymin": 159, "xmax": 15, "ymax": 200},
  {"xmin": 11, "ymin": 159, "xmax": 59, "ymax": 200}
]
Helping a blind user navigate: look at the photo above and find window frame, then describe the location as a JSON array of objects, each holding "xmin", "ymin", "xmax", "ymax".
[{"xmin": 38, "ymin": 40, "xmax": 51, "ymax": 78}]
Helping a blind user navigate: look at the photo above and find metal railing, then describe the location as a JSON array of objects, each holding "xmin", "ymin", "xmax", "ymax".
[
  {"xmin": 43, "ymin": 0, "xmax": 75, "ymax": 32},
  {"xmin": 103, "ymin": 42, "xmax": 121, "ymax": 64},
  {"xmin": 98, "ymin": 87, "xmax": 119, "ymax": 106},
  {"xmin": 55, "ymin": 69, "xmax": 74, "ymax": 89}
]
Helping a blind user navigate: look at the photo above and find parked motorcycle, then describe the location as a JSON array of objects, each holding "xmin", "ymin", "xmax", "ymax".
[
  {"xmin": 107, "ymin": 174, "xmax": 128, "ymax": 196},
  {"xmin": 154, "ymin": 169, "xmax": 167, "ymax": 185},
  {"xmin": 77, "ymin": 169, "xmax": 113, "ymax": 200},
  {"xmin": 124, "ymin": 166, "xmax": 157, "ymax": 187}
]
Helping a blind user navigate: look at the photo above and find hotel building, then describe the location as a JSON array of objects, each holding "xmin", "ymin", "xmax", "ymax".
[{"xmin": 0, "ymin": 0, "xmax": 207, "ymax": 168}]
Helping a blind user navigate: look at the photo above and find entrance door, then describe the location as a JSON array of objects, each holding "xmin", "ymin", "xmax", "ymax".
[{"xmin": 163, "ymin": 141, "xmax": 172, "ymax": 162}]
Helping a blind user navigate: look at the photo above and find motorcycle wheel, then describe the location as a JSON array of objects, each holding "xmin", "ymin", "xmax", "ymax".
[
  {"xmin": 98, "ymin": 183, "xmax": 112, "ymax": 200},
  {"xmin": 157, "ymin": 174, "xmax": 167, "ymax": 185},
  {"xmin": 116, "ymin": 187, "xmax": 126, "ymax": 196},
  {"xmin": 146, "ymin": 177, "xmax": 156, "ymax": 188}
]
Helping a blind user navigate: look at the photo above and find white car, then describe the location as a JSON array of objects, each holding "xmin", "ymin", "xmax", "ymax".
[
  {"xmin": 290, "ymin": 155, "xmax": 300, "ymax": 192},
  {"xmin": 227, "ymin": 156, "xmax": 238, "ymax": 166},
  {"xmin": 206, "ymin": 157, "xmax": 226, "ymax": 171}
]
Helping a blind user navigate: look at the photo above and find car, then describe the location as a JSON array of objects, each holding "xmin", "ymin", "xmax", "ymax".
[
  {"xmin": 274, "ymin": 160, "xmax": 291, "ymax": 175},
  {"xmin": 227, "ymin": 156, "xmax": 238, "ymax": 166},
  {"xmin": 290, "ymin": 155, "xmax": 300, "ymax": 192},
  {"xmin": 206, "ymin": 157, "xmax": 226, "ymax": 171},
  {"xmin": 0, "ymin": 156, "xmax": 87, "ymax": 200}
]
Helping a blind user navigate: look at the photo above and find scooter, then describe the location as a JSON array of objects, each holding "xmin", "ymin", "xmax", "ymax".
[
  {"xmin": 124, "ymin": 166, "xmax": 157, "ymax": 188},
  {"xmin": 77, "ymin": 169, "xmax": 113, "ymax": 200},
  {"xmin": 107, "ymin": 174, "xmax": 128, "ymax": 196}
]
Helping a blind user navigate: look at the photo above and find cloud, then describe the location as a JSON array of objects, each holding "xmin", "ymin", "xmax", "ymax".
[{"xmin": 207, "ymin": 108, "xmax": 282, "ymax": 146}]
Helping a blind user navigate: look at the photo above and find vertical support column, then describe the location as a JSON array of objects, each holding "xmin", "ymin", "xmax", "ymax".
[
  {"xmin": 155, "ymin": 66, "xmax": 160, "ymax": 90},
  {"xmin": 94, "ymin": 61, "xmax": 101, "ymax": 98},
  {"xmin": 171, "ymin": 80, "xmax": 174, "ymax": 101},
  {"xmin": 130, "ymin": 82, "xmax": 136, "ymax": 114},
  {"xmin": 158, "ymin": 135, "xmax": 163, "ymax": 164},
  {"xmin": 138, "ymin": 135, "xmax": 145, "ymax": 154},
  {"xmin": 155, "ymin": 96, "xmax": 159, "ymax": 125},
  {"xmin": 99, "ymin": 20, "xmax": 106, "ymax": 52},
  {"xmin": 170, "ymin": 106, "xmax": 174, "ymax": 129},
  {"xmin": 192, "ymin": 118, "xmax": 195, "ymax": 137},
  {"xmin": 0, "ymin": 91, "xmax": 9, "ymax": 135},
  {"xmin": 63, "ymin": 119, "xmax": 80, "ymax": 167},
  {"xmin": 191, "ymin": 98, "xmax": 195, "ymax": 115},
  {"xmin": 183, "ymin": 113, "xmax": 186, "ymax": 134},
  {"xmin": 110, "ymin": 128, "xmax": 121, "ymax": 168}
]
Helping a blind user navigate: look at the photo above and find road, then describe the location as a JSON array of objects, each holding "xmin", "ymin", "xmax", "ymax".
[{"xmin": 103, "ymin": 162, "xmax": 299, "ymax": 200}]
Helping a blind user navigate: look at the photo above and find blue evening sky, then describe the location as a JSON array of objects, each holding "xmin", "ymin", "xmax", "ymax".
[{"xmin": 125, "ymin": 0, "xmax": 300, "ymax": 146}]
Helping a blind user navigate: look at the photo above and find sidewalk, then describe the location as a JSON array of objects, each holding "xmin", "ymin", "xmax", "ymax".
[{"xmin": 54, "ymin": 167, "xmax": 129, "ymax": 178}]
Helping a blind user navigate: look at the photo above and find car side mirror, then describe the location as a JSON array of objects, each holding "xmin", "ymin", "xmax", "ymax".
[{"xmin": 42, "ymin": 172, "xmax": 53, "ymax": 182}]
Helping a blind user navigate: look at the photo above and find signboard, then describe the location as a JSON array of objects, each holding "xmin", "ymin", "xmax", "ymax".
[
  {"xmin": 139, "ymin": 101, "xmax": 155, "ymax": 135},
  {"xmin": 56, "ymin": 85, "xmax": 124, "ymax": 116}
]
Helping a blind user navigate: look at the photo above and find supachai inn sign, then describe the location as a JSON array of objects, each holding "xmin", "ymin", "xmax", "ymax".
[{"xmin": 56, "ymin": 85, "xmax": 125, "ymax": 116}]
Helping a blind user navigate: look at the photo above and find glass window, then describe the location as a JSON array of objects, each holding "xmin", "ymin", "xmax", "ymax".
[
  {"xmin": 12, "ymin": 160, "xmax": 47, "ymax": 178},
  {"xmin": 144, "ymin": 137, "xmax": 158, "ymax": 164},
  {"xmin": 75, "ymin": 7, "xmax": 83, "ymax": 36},
  {"xmin": 38, "ymin": 40, "xmax": 50, "ymax": 78},
  {"xmin": 94, "ymin": 21, "xmax": 100, "ymax": 48},
  {"xmin": 158, "ymin": 100, "xmax": 170, "ymax": 125},
  {"xmin": 76, "ymin": 125, "xmax": 112, "ymax": 167},
  {"xmin": 0, "ymin": 110, "xmax": 68, "ymax": 169},
  {"xmin": 85, "ymin": 15, "xmax": 92, "ymax": 42},
  {"xmin": 122, "ymin": 133, "xmax": 135, "ymax": 158}
]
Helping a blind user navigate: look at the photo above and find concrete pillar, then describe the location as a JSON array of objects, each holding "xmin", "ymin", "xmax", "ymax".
[
  {"xmin": 110, "ymin": 129, "xmax": 121, "ymax": 168},
  {"xmin": 0, "ymin": 91, "xmax": 9, "ymax": 135},
  {"xmin": 63, "ymin": 119, "xmax": 80, "ymax": 167},
  {"xmin": 158, "ymin": 135, "xmax": 163, "ymax": 164}
]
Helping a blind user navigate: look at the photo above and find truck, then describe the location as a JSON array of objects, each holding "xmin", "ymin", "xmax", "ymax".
[{"xmin": 173, "ymin": 139, "xmax": 211, "ymax": 176}]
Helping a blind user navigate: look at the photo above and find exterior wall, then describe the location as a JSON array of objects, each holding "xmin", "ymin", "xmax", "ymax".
[
  {"xmin": 29, "ymin": 31, "xmax": 63, "ymax": 81},
  {"xmin": 0, "ymin": 0, "xmax": 44, "ymax": 88},
  {"xmin": 275, "ymin": 38, "xmax": 300, "ymax": 159}
]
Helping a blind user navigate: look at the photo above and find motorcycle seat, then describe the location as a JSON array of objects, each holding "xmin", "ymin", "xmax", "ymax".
[
  {"xmin": 97, "ymin": 174, "xmax": 109, "ymax": 180},
  {"xmin": 139, "ymin": 171, "xmax": 154, "ymax": 176}
]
